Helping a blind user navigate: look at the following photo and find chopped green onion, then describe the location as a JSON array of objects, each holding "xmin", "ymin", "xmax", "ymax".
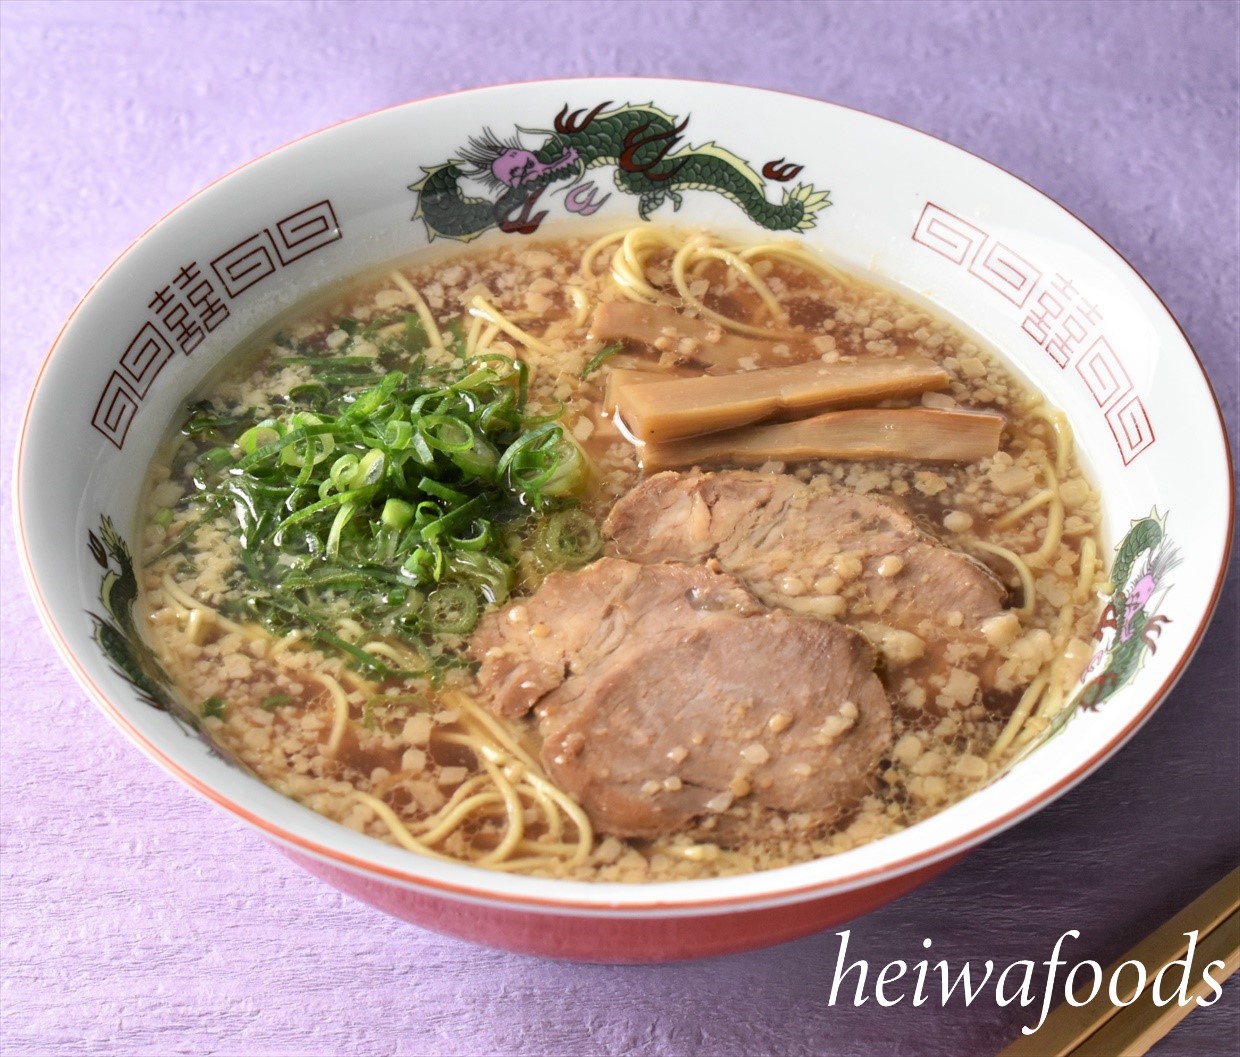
[
  {"xmin": 384, "ymin": 420, "xmax": 414, "ymax": 450},
  {"xmin": 200, "ymin": 447, "xmax": 234, "ymax": 469},
  {"xmin": 238, "ymin": 424, "xmax": 282, "ymax": 455},
  {"xmin": 382, "ymin": 498, "xmax": 415, "ymax": 530},
  {"xmin": 537, "ymin": 509, "xmax": 602, "ymax": 567},
  {"xmin": 581, "ymin": 342, "xmax": 622, "ymax": 378},
  {"xmin": 174, "ymin": 307, "xmax": 589, "ymax": 676},
  {"xmin": 350, "ymin": 449, "xmax": 386, "ymax": 488},
  {"xmin": 424, "ymin": 584, "xmax": 479, "ymax": 634}
]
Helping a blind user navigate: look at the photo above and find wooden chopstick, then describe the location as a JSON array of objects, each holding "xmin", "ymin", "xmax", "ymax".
[
  {"xmin": 1071, "ymin": 908, "xmax": 1239, "ymax": 1056},
  {"xmin": 998, "ymin": 864, "xmax": 1240, "ymax": 1057}
]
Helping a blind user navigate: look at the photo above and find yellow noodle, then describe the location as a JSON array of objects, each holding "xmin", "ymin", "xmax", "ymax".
[
  {"xmin": 1074, "ymin": 536, "xmax": 1098, "ymax": 603},
  {"xmin": 443, "ymin": 692, "xmax": 591, "ymax": 862},
  {"xmin": 337, "ymin": 667, "xmax": 372, "ymax": 693},
  {"xmin": 468, "ymin": 295, "xmax": 556, "ymax": 356},
  {"xmin": 388, "ymin": 272, "xmax": 445, "ymax": 351},
  {"xmin": 475, "ymin": 323, "xmax": 501, "ymax": 355},
  {"xmin": 336, "ymin": 617, "xmax": 365, "ymax": 641},
  {"xmin": 417, "ymin": 791, "xmax": 507, "ymax": 846},
  {"xmin": 1030, "ymin": 463, "xmax": 1065, "ymax": 567},
  {"xmin": 1033, "ymin": 405, "xmax": 1073, "ymax": 475},
  {"xmin": 444, "ymin": 690, "xmax": 541, "ymax": 771},
  {"xmin": 519, "ymin": 766, "xmax": 592, "ymax": 865},
  {"xmin": 159, "ymin": 575, "xmax": 250, "ymax": 636},
  {"xmin": 268, "ymin": 629, "xmax": 304, "ymax": 656},
  {"xmin": 415, "ymin": 772, "xmax": 489, "ymax": 818},
  {"xmin": 670, "ymin": 239, "xmax": 802, "ymax": 339},
  {"xmin": 610, "ymin": 227, "xmax": 681, "ymax": 305},
  {"xmin": 1034, "ymin": 677, "xmax": 1067, "ymax": 722},
  {"xmin": 1012, "ymin": 714, "xmax": 1049, "ymax": 749},
  {"xmin": 184, "ymin": 606, "xmax": 207, "ymax": 646},
  {"xmin": 475, "ymin": 749, "xmax": 526, "ymax": 864},
  {"xmin": 350, "ymin": 791, "xmax": 450, "ymax": 860},
  {"xmin": 313, "ymin": 670, "xmax": 351, "ymax": 756},
  {"xmin": 988, "ymin": 673, "xmax": 1050, "ymax": 759},
  {"xmin": 578, "ymin": 228, "xmax": 630, "ymax": 279},
  {"xmin": 965, "ymin": 541, "xmax": 1038, "ymax": 616},
  {"xmin": 359, "ymin": 640, "xmax": 423, "ymax": 667},
  {"xmin": 428, "ymin": 727, "xmax": 566, "ymax": 859},
  {"xmin": 465, "ymin": 314, "xmax": 485, "ymax": 358},
  {"xmin": 994, "ymin": 489, "xmax": 1056, "ymax": 528},
  {"xmin": 567, "ymin": 285, "xmax": 592, "ymax": 329},
  {"xmin": 685, "ymin": 245, "xmax": 787, "ymax": 322},
  {"xmin": 738, "ymin": 240, "xmax": 857, "ymax": 288},
  {"xmin": 520, "ymin": 776, "xmax": 564, "ymax": 841}
]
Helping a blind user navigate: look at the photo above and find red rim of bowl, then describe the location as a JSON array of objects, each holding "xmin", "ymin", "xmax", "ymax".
[{"xmin": 14, "ymin": 77, "xmax": 1236, "ymax": 914}]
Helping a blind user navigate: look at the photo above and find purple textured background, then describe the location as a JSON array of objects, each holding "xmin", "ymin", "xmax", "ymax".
[{"xmin": 2, "ymin": 2, "xmax": 1237, "ymax": 1054}]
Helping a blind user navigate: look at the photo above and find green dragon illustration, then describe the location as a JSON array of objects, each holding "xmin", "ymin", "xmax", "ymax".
[
  {"xmin": 87, "ymin": 516, "xmax": 219, "ymax": 742},
  {"xmin": 411, "ymin": 101, "xmax": 831, "ymax": 242},
  {"xmin": 992, "ymin": 510, "xmax": 1179, "ymax": 769},
  {"xmin": 1075, "ymin": 510, "xmax": 1179, "ymax": 710}
]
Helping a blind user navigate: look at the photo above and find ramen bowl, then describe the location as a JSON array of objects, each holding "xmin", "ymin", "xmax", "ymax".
[{"xmin": 15, "ymin": 78, "xmax": 1232, "ymax": 962}]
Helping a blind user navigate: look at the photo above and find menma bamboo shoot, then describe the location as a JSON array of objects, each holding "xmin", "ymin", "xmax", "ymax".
[
  {"xmin": 639, "ymin": 407, "xmax": 1005, "ymax": 472},
  {"xmin": 611, "ymin": 356, "xmax": 951, "ymax": 442},
  {"xmin": 590, "ymin": 302, "xmax": 767, "ymax": 370}
]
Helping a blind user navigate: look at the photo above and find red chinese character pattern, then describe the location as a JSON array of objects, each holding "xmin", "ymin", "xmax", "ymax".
[
  {"xmin": 91, "ymin": 373, "xmax": 142, "ymax": 449},
  {"xmin": 911, "ymin": 201, "xmax": 1154, "ymax": 465},
  {"xmin": 967, "ymin": 241, "xmax": 1041, "ymax": 308},
  {"xmin": 274, "ymin": 200, "xmax": 342, "ymax": 264},
  {"xmin": 1106, "ymin": 395, "xmax": 1155, "ymax": 465},
  {"xmin": 211, "ymin": 232, "xmax": 279, "ymax": 298},
  {"xmin": 117, "ymin": 323, "xmax": 175, "ymax": 398},
  {"xmin": 1021, "ymin": 273, "xmax": 1097, "ymax": 370},
  {"xmin": 176, "ymin": 263, "xmax": 230, "ymax": 331},
  {"xmin": 1076, "ymin": 336, "xmax": 1132, "ymax": 407},
  {"xmin": 92, "ymin": 199, "xmax": 342, "ymax": 449},
  {"xmin": 911, "ymin": 203, "xmax": 985, "ymax": 266},
  {"xmin": 1021, "ymin": 290, "xmax": 1066, "ymax": 349}
]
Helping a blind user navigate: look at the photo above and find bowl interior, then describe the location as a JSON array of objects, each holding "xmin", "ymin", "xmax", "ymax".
[{"xmin": 16, "ymin": 79, "xmax": 1232, "ymax": 911}]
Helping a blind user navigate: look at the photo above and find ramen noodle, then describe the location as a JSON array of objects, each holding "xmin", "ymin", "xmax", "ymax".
[{"xmin": 138, "ymin": 228, "xmax": 1104, "ymax": 881}]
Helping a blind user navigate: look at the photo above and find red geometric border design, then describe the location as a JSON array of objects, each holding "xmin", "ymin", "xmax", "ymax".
[
  {"xmin": 91, "ymin": 372, "xmax": 141, "ymax": 450},
  {"xmin": 117, "ymin": 322, "xmax": 175, "ymax": 398},
  {"xmin": 967, "ymin": 241, "xmax": 1041, "ymax": 308},
  {"xmin": 211, "ymin": 232, "xmax": 279, "ymax": 297},
  {"xmin": 273, "ymin": 200, "xmax": 342, "ymax": 265},
  {"xmin": 1075, "ymin": 335, "xmax": 1133, "ymax": 408},
  {"xmin": 911, "ymin": 202, "xmax": 985, "ymax": 266},
  {"xmin": 1105, "ymin": 394, "xmax": 1155, "ymax": 465}
]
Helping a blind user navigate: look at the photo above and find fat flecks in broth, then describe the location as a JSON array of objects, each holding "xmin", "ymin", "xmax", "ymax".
[{"xmin": 137, "ymin": 228, "xmax": 1103, "ymax": 881}]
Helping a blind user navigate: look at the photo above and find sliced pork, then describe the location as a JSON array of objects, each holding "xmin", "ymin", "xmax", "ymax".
[
  {"xmin": 470, "ymin": 558, "xmax": 891, "ymax": 839},
  {"xmin": 604, "ymin": 470, "xmax": 1009, "ymax": 705}
]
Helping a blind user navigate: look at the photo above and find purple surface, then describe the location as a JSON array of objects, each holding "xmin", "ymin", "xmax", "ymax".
[{"xmin": 2, "ymin": 1, "xmax": 1236, "ymax": 1054}]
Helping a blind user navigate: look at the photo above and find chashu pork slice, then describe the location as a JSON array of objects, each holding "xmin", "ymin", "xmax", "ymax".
[
  {"xmin": 469, "ymin": 558, "xmax": 891, "ymax": 839},
  {"xmin": 604, "ymin": 470, "xmax": 1009, "ymax": 702}
]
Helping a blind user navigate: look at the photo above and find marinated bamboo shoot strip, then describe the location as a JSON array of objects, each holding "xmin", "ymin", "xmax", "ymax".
[
  {"xmin": 590, "ymin": 302, "xmax": 770, "ymax": 370},
  {"xmin": 602, "ymin": 368, "xmax": 664, "ymax": 415},
  {"xmin": 639, "ymin": 408, "xmax": 1005, "ymax": 472},
  {"xmin": 612, "ymin": 355, "xmax": 951, "ymax": 442}
]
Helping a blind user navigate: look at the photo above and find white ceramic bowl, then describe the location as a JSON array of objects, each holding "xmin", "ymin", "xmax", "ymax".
[{"xmin": 15, "ymin": 79, "xmax": 1232, "ymax": 962}]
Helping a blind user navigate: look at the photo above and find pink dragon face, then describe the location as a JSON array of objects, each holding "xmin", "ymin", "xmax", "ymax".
[
  {"xmin": 491, "ymin": 149, "xmax": 541, "ymax": 187},
  {"xmin": 1129, "ymin": 573, "xmax": 1157, "ymax": 610}
]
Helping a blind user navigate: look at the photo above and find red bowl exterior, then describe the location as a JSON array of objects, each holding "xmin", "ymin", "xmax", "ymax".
[{"xmin": 285, "ymin": 847, "xmax": 965, "ymax": 962}]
